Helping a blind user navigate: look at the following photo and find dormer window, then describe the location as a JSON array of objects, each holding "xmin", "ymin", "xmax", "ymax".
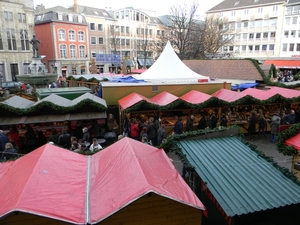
[
  {"xmin": 68, "ymin": 14, "xmax": 73, "ymax": 22},
  {"xmin": 254, "ymin": 0, "xmax": 258, "ymax": 2},
  {"xmin": 234, "ymin": 1, "xmax": 240, "ymax": 6},
  {"xmin": 58, "ymin": 14, "xmax": 63, "ymax": 20},
  {"xmin": 78, "ymin": 15, "xmax": 82, "ymax": 23}
]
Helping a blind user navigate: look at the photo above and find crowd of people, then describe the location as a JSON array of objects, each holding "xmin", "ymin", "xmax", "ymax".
[{"xmin": 277, "ymin": 70, "xmax": 295, "ymax": 83}]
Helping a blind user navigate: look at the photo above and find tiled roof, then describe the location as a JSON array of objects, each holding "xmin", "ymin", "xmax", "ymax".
[
  {"xmin": 183, "ymin": 59, "xmax": 263, "ymax": 81},
  {"xmin": 178, "ymin": 136, "xmax": 300, "ymax": 216},
  {"xmin": 207, "ymin": 0, "xmax": 287, "ymax": 12}
]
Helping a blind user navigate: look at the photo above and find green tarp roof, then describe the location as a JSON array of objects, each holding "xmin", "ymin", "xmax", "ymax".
[{"xmin": 178, "ymin": 136, "xmax": 300, "ymax": 217}]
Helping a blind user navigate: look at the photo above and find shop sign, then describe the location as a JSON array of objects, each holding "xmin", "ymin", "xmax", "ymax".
[{"xmin": 96, "ymin": 54, "xmax": 121, "ymax": 63}]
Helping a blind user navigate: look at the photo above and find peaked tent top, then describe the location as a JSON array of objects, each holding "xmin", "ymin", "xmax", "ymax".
[
  {"xmin": 0, "ymin": 138, "xmax": 204, "ymax": 224},
  {"xmin": 133, "ymin": 41, "xmax": 210, "ymax": 83}
]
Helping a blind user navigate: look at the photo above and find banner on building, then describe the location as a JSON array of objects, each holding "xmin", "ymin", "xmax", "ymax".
[{"xmin": 96, "ymin": 54, "xmax": 121, "ymax": 64}]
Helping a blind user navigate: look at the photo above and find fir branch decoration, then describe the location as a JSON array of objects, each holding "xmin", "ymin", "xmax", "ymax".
[{"xmin": 277, "ymin": 123, "xmax": 300, "ymax": 156}]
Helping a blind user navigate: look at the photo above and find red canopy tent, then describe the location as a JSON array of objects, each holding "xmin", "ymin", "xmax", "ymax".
[
  {"xmin": 118, "ymin": 92, "xmax": 156, "ymax": 110},
  {"xmin": 180, "ymin": 90, "xmax": 212, "ymax": 104},
  {"xmin": 241, "ymin": 88, "xmax": 278, "ymax": 101},
  {"xmin": 268, "ymin": 86, "xmax": 300, "ymax": 99},
  {"xmin": 285, "ymin": 133, "xmax": 300, "ymax": 151},
  {"xmin": 151, "ymin": 91, "xmax": 178, "ymax": 106},
  {"xmin": 212, "ymin": 89, "xmax": 246, "ymax": 103},
  {"xmin": 0, "ymin": 138, "xmax": 205, "ymax": 224}
]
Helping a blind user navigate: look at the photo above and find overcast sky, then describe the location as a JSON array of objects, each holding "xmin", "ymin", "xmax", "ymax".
[{"xmin": 33, "ymin": 0, "xmax": 223, "ymax": 17}]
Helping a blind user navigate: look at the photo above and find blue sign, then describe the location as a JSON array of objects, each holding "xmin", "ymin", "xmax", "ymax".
[{"xmin": 96, "ymin": 54, "xmax": 121, "ymax": 64}]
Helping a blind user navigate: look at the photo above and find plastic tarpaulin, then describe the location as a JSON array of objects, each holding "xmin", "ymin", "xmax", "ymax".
[
  {"xmin": 111, "ymin": 75, "xmax": 146, "ymax": 83},
  {"xmin": 212, "ymin": 88, "xmax": 246, "ymax": 103},
  {"xmin": 231, "ymin": 83, "xmax": 258, "ymax": 91},
  {"xmin": 118, "ymin": 92, "xmax": 156, "ymax": 110},
  {"xmin": 151, "ymin": 91, "xmax": 178, "ymax": 106},
  {"xmin": 285, "ymin": 133, "xmax": 300, "ymax": 151},
  {"xmin": 0, "ymin": 138, "xmax": 205, "ymax": 224},
  {"xmin": 180, "ymin": 90, "xmax": 212, "ymax": 104}
]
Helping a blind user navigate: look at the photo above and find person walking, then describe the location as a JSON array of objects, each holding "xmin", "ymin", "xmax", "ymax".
[
  {"xmin": 248, "ymin": 111, "xmax": 257, "ymax": 141},
  {"xmin": 270, "ymin": 111, "xmax": 281, "ymax": 143},
  {"xmin": 186, "ymin": 114, "xmax": 194, "ymax": 132},
  {"xmin": 283, "ymin": 109, "xmax": 295, "ymax": 125},
  {"xmin": 258, "ymin": 114, "xmax": 267, "ymax": 138},
  {"xmin": 174, "ymin": 117, "xmax": 183, "ymax": 134},
  {"xmin": 157, "ymin": 124, "xmax": 167, "ymax": 146}
]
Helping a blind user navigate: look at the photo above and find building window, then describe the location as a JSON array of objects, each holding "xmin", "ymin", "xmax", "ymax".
[
  {"xmin": 255, "ymin": 20, "xmax": 262, "ymax": 28},
  {"xmin": 20, "ymin": 29, "xmax": 29, "ymax": 50},
  {"xmin": 292, "ymin": 17, "xmax": 298, "ymax": 24},
  {"xmin": 121, "ymin": 38, "xmax": 125, "ymax": 45},
  {"xmin": 272, "ymin": 6, "xmax": 278, "ymax": 16},
  {"xmin": 262, "ymin": 45, "xmax": 267, "ymax": 51},
  {"xmin": 69, "ymin": 30, "xmax": 75, "ymax": 41},
  {"xmin": 68, "ymin": 14, "xmax": 73, "ymax": 22},
  {"xmin": 249, "ymin": 21, "xmax": 255, "ymax": 28},
  {"xmin": 255, "ymin": 45, "xmax": 260, "ymax": 51},
  {"xmin": 90, "ymin": 23, "xmax": 95, "ymax": 30},
  {"xmin": 296, "ymin": 44, "xmax": 300, "ymax": 51},
  {"xmin": 79, "ymin": 45, "xmax": 86, "ymax": 58},
  {"xmin": 58, "ymin": 14, "xmax": 63, "ymax": 20},
  {"xmin": 242, "ymin": 33, "xmax": 247, "ymax": 40},
  {"xmin": 141, "ymin": 28, "xmax": 144, "ymax": 35},
  {"xmin": 4, "ymin": 11, "xmax": 13, "ymax": 21},
  {"xmin": 263, "ymin": 32, "xmax": 268, "ymax": 39},
  {"xmin": 60, "ymin": 44, "xmax": 67, "ymax": 58},
  {"xmin": 270, "ymin": 19, "xmax": 277, "ymax": 27},
  {"xmin": 263, "ymin": 20, "xmax": 269, "ymax": 27},
  {"xmin": 91, "ymin": 50, "xmax": 96, "ymax": 58},
  {"xmin": 235, "ymin": 34, "xmax": 240, "ymax": 41},
  {"xmin": 243, "ymin": 21, "xmax": 248, "ymax": 28},
  {"xmin": 126, "ymin": 39, "xmax": 130, "ymax": 46},
  {"xmin": 289, "ymin": 43, "xmax": 294, "ymax": 51},
  {"xmin": 270, "ymin": 32, "xmax": 276, "ymax": 38},
  {"xmin": 6, "ymin": 29, "xmax": 17, "ymax": 50},
  {"xmin": 291, "ymin": 30, "xmax": 296, "ymax": 38},
  {"xmin": 126, "ymin": 27, "xmax": 130, "ymax": 34},
  {"xmin": 284, "ymin": 31, "xmax": 289, "ymax": 38},
  {"xmin": 248, "ymin": 45, "xmax": 253, "ymax": 51},
  {"xmin": 285, "ymin": 17, "xmax": 291, "ymax": 25},
  {"xmin": 136, "ymin": 28, "xmax": 140, "ymax": 34},
  {"xmin": 115, "ymin": 26, "xmax": 119, "ymax": 32},
  {"xmin": 98, "ymin": 37, "xmax": 103, "ymax": 44},
  {"xmin": 121, "ymin": 26, "xmax": 125, "ymax": 33},
  {"xmin": 58, "ymin": 29, "xmax": 66, "ymax": 40},
  {"xmin": 70, "ymin": 45, "xmax": 76, "ymax": 58},
  {"xmin": 269, "ymin": 44, "xmax": 274, "ymax": 50},
  {"xmin": 78, "ymin": 31, "xmax": 84, "ymax": 41},
  {"xmin": 298, "ymin": 30, "xmax": 300, "ymax": 37},
  {"xmin": 249, "ymin": 33, "xmax": 254, "ymax": 39},
  {"xmin": 241, "ymin": 45, "xmax": 246, "ymax": 51},
  {"xmin": 98, "ymin": 24, "xmax": 103, "ymax": 31},
  {"xmin": 157, "ymin": 30, "xmax": 160, "ymax": 35},
  {"xmin": 0, "ymin": 33, "xmax": 3, "ymax": 50},
  {"xmin": 149, "ymin": 29, "xmax": 152, "ymax": 35},
  {"xmin": 18, "ymin": 13, "xmax": 26, "ymax": 22},
  {"xmin": 282, "ymin": 43, "xmax": 287, "ymax": 51},
  {"xmin": 256, "ymin": 33, "xmax": 261, "ymax": 39},
  {"xmin": 91, "ymin": 37, "xmax": 96, "ymax": 45},
  {"xmin": 236, "ymin": 22, "xmax": 241, "ymax": 29}
]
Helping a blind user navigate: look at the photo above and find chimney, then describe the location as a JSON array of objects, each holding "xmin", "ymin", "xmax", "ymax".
[
  {"xmin": 35, "ymin": 4, "xmax": 45, "ymax": 13},
  {"xmin": 74, "ymin": 0, "xmax": 78, "ymax": 13}
]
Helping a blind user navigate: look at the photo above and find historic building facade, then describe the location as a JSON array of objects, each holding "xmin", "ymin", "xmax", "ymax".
[
  {"xmin": 34, "ymin": 5, "xmax": 89, "ymax": 76},
  {"xmin": 0, "ymin": 0, "xmax": 35, "ymax": 82}
]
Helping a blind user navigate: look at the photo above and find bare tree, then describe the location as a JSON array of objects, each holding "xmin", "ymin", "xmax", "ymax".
[{"xmin": 158, "ymin": 1, "xmax": 234, "ymax": 59}]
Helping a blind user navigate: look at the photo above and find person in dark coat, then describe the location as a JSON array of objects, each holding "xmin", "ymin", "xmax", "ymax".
[
  {"xmin": 157, "ymin": 124, "xmax": 167, "ymax": 146},
  {"xmin": 58, "ymin": 129, "xmax": 71, "ymax": 149},
  {"xmin": 186, "ymin": 115, "xmax": 194, "ymax": 132},
  {"xmin": 220, "ymin": 114, "xmax": 228, "ymax": 127},
  {"xmin": 0, "ymin": 130, "xmax": 9, "ymax": 153},
  {"xmin": 258, "ymin": 114, "xmax": 267, "ymax": 138},
  {"xmin": 197, "ymin": 114, "xmax": 206, "ymax": 130},
  {"xmin": 48, "ymin": 128, "xmax": 59, "ymax": 145},
  {"xmin": 248, "ymin": 111, "xmax": 257, "ymax": 140},
  {"xmin": 24, "ymin": 125, "xmax": 37, "ymax": 152},
  {"xmin": 211, "ymin": 113, "xmax": 218, "ymax": 129},
  {"xmin": 174, "ymin": 117, "xmax": 183, "ymax": 134},
  {"xmin": 283, "ymin": 109, "xmax": 295, "ymax": 125},
  {"xmin": 1, "ymin": 142, "xmax": 17, "ymax": 161},
  {"xmin": 72, "ymin": 121, "xmax": 84, "ymax": 140}
]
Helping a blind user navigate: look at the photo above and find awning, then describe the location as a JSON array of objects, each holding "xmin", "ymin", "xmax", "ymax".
[
  {"xmin": 263, "ymin": 60, "xmax": 300, "ymax": 69},
  {"xmin": 126, "ymin": 59, "xmax": 135, "ymax": 67},
  {"xmin": 0, "ymin": 113, "xmax": 107, "ymax": 126}
]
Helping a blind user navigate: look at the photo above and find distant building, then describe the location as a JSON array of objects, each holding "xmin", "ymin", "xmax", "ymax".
[
  {"xmin": 34, "ymin": 5, "xmax": 89, "ymax": 76},
  {"xmin": 0, "ymin": 0, "xmax": 35, "ymax": 82}
]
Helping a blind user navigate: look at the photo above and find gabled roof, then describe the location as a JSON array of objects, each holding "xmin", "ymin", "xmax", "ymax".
[
  {"xmin": 183, "ymin": 60, "xmax": 263, "ymax": 81},
  {"xmin": 212, "ymin": 88, "xmax": 246, "ymax": 102},
  {"xmin": 207, "ymin": 0, "xmax": 286, "ymax": 13},
  {"xmin": 285, "ymin": 133, "xmax": 300, "ymax": 151},
  {"xmin": 133, "ymin": 41, "xmax": 210, "ymax": 83},
  {"xmin": 178, "ymin": 136, "xmax": 300, "ymax": 217},
  {"xmin": 0, "ymin": 138, "xmax": 204, "ymax": 224},
  {"xmin": 180, "ymin": 90, "xmax": 212, "ymax": 104},
  {"xmin": 151, "ymin": 91, "xmax": 178, "ymax": 106},
  {"xmin": 2, "ymin": 96, "xmax": 35, "ymax": 109},
  {"xmin": 118, "ymin": 92, "xmax": 157, "ymax": 110}
]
